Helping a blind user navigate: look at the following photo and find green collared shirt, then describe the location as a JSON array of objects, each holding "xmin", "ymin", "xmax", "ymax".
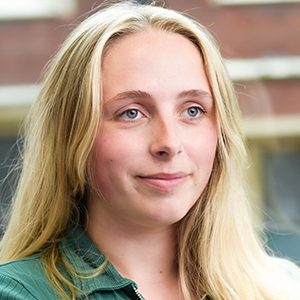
[{"xmin": 0, "ymin": 226, "xmax": 143, "ymax": 299}]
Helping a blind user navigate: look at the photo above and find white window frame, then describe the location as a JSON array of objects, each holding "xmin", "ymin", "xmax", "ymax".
[
  {"xmin": 0, "ymin": 0, "xmax": 77, "ymax": 21},
  {"xmin": 213, "ymin": 0, "xmax": 300, "ymax": 5},
  {"xmin": 225, "ymin": 56, "xmax": 300, "ymax": 81}
]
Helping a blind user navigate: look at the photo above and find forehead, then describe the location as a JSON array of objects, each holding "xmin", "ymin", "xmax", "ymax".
[
  {"xmin": 103, "ymin": 29, "xmax": 205, "ymax": 76},
  {"xmin": 102, "ymin": 28, "xmax": 202, "ymax": 67},
  {"xmin": 100, "ymin": 29, "xmax": 212, "ymax": 106}
]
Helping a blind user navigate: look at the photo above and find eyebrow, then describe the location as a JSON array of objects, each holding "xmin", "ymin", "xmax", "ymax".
[
  {"xmin": 178, "ymin": 89, "xmax": 212, "ymax": 100},
  {"xmin": 106, "ymin": 90, "xmax": 152, "ymax": 104},
  {"xmin": 105, "ymin": 89, "xmax": 212, "ymax": 105}
]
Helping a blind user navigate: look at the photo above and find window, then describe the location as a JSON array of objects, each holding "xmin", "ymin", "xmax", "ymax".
[
  {"xmin": 245, "ymin": 134, "xmax": 300, "ymax": 264},
  {"xmin": 264, "ymin": 150, "xmax": 300, "ymax": 229},
  {"xmin": 0, "ymin": 137, "xmax": 19, "ymax": 230},
  {"xmin": 135, "ymin": 0, "xmax": 148, "ymax": 4},
  {"xmin": 263, "ymin": 145, "xmax": 300, "ymax": 263}
]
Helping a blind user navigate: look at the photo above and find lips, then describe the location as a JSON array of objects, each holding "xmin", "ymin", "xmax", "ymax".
[{"xmin": 137, "ymin": 172, "xmax": 189, "ymax": 192}]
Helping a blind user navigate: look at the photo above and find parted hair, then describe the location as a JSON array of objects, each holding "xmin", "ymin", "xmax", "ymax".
[{"xmin": 1, "ymin": 1, "xmax": 300, "ymax": 299}]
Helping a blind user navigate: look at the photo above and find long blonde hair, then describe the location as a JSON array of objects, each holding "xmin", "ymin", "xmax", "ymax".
[{"xmin": 1, "ymin": 1, "xmax": 299, "ymax": 299}]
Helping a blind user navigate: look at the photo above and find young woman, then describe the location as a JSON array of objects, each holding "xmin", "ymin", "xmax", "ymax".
[{"xmin": 0, "ymin": 1, "xmax": 299, "ymax": 299}]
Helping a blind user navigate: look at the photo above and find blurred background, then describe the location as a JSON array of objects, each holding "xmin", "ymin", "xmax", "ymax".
[{"xmin": 0, "ymin": 0, "xmax": 299, "ymax": 264}]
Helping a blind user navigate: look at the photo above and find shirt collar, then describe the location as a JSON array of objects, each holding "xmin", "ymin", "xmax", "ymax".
[{"xmin": 59, "ymin": 225, "xmax": 135, "ymax": 297}]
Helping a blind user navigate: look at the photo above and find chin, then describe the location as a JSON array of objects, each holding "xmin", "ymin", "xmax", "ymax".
[{"xmin": 141, "ymin": 207, "xmax": 191, "ymax": 228}]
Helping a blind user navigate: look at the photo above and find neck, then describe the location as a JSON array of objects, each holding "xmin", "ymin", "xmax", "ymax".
[{"xmin": 85, "ymin": 196, "xmax": 179, "ymax": 285}]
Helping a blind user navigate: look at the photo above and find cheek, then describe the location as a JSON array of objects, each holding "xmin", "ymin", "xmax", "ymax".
[
  {"xmin": 92, "ymin": 131, "xmax": 140, "ymax": 195},
  {"xmin": 95, "ymin": 130, "xmax": 128, "ymax": 166},
  {"xmin": 194, "ymin": 126, "xmax": 217, "ymax": 157},
  {"xmin": 92, "ymin": 137, "xmax": 120, "ymax": 195},
  {"xmin": 205, "ymin": 135, "xmax": 218, "ymax": 169},
  {"xmin": 190, "ymin": 128, "xmax": 218, "ymax": 177}
]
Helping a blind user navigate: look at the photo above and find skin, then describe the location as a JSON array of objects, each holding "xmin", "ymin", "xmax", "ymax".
[{"xmin": 86, "ymin": 29, "xmax": 218, "ymax": 300}]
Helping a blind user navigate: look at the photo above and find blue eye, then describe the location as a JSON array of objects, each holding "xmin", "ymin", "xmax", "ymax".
[
  {"xmin": 119, "ymin": 109, "xmax": 143, "ymax": 120},
  {"xmin": 126, "ymin": 109, "xmax": 138, "ymax": 119},
  {"xmin": 187, "ymin": 107, "xmax": 200, "ymax": 117},
  {"xmin": 182, "ymin": 106, "xmax": 203, "ymax": 118}
]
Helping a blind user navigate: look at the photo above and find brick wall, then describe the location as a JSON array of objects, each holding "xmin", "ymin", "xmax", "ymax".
[{"xmin": 0, "ymin": 0, "xmax": 299, "ymax": 117}]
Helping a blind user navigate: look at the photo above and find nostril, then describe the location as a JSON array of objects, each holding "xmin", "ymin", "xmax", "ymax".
[{"xmin": 157, "ymin": 150, "xmax": 168, "ymax": 156}]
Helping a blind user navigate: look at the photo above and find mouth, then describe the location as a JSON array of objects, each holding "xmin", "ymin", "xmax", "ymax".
[{"xmin": 136, "ymin": 172, "xmax": 189, "ymax": 192}]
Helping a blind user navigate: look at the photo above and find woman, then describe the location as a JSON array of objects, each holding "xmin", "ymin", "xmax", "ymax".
[{"xmin": 0, "ymin": 1, "xmax": 299, "ymax": 299}]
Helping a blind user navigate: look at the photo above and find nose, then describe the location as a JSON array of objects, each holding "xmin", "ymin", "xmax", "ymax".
[{"xmin": 149, "ymin": 117, "xmax": 183, "ymax": 160}]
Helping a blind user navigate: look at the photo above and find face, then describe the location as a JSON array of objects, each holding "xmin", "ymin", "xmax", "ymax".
[{"xmin": 88, "ymin": 30, "xmax": 218, "ymax": 229}]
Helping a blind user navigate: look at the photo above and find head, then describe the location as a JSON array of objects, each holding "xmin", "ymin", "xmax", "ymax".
[
  {"xmin": 35, "ymin": 1, "xmax": 243, "ymax": 225},
  {"xmin": 13, "ymin": 1, "xmax": 245, "ymax": 247}
]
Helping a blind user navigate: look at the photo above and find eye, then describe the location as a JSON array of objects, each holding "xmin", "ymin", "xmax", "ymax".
[
  {"xmin": 181, "ymin": 106, "xmax": 204, "ymax": 119},
  {"xmin": 187, "ymin": 107, "xmax": 199, "ymax": 117},
  {"xmin": 119, "ymin": 109, "xmax": 144, "ymax": 121}
]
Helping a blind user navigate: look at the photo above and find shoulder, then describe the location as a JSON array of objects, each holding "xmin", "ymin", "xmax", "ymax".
[{"xmin": 0, "ymin": 256, "xmax": 59, "ymax": 300}]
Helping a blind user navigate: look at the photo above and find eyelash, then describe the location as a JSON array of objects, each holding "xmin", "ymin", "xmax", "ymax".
[
  {"xmin": 181, "ymin": 106, "xmax": 206, "ymax": 119},
  {"xmin": 118, "ymin": 109, "xmax": 144, "ymax": 121},
  {"xmin": 117, "ymin": 105, "xmax": 206, "ymax": 122}
]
